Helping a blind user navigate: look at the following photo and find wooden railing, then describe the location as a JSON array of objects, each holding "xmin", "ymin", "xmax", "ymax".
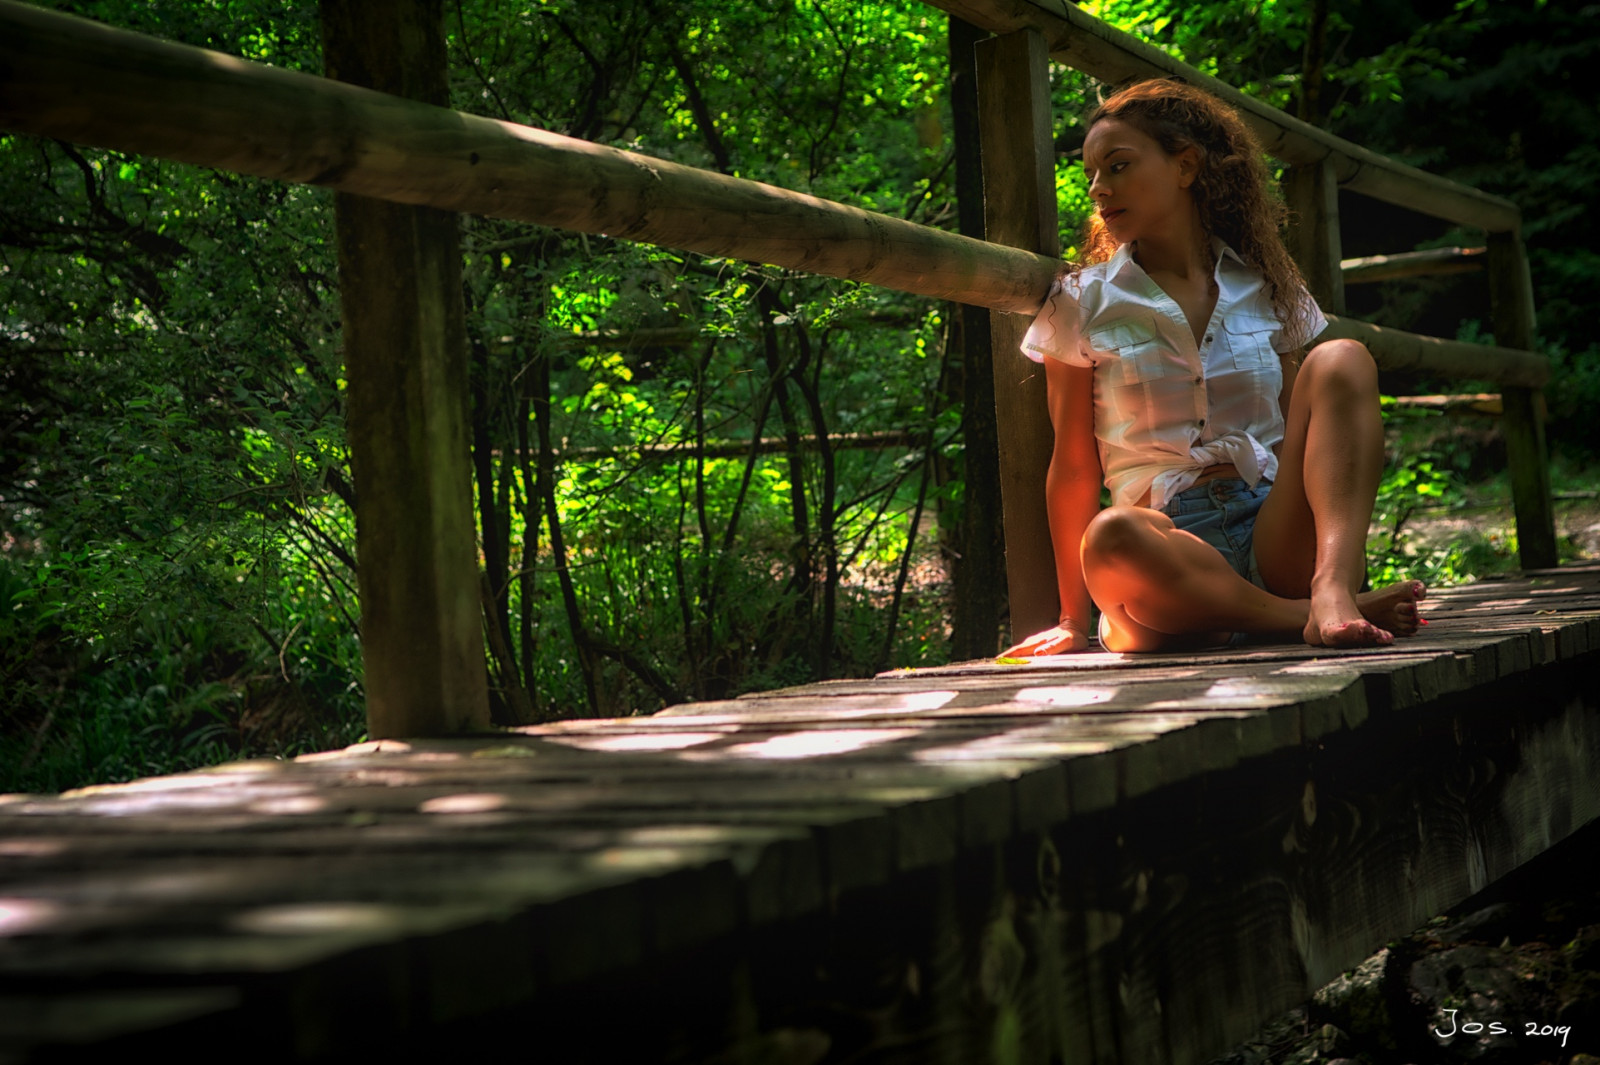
[{"xmin": 0, "ymin": 0, "xmax": 1557, "ymax": 736}]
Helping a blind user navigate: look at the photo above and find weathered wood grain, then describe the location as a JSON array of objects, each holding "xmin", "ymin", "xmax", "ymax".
[
  {"xmin": 321, "ymin": 0, "xmax": 489, "ymax": 737},
  {"xmin": 1488, "ymin": 228, "xmax": 1559, "ymax": 568},
  {"xmin": 976, "ymin": 28, "xmax": 1060, "ymax": 642}
]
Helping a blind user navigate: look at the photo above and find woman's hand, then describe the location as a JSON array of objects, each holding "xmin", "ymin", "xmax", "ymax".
[{"xmin": 1001, "ymin": 621, "xmax": 1091, "ymax": 658}]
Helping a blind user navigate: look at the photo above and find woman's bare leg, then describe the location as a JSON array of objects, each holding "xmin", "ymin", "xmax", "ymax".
[
  {"xmin": 1081, "ymin": 503, "xmax": 1424, "ymax": 653},
  {"xmin": 1253, "ymin": 339, "xmax": 1423, "ymax": 646},
  {"xmin": 1083, "ymin": 506, "xmax": 1306, "ymax": 651}
]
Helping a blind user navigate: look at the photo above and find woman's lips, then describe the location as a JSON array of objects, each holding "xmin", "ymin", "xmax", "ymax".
[{"xmin": 1101, "ymin": 208, "xmax": 1125, "ymax": 223}]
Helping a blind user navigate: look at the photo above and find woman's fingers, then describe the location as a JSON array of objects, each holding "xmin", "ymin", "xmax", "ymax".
[{"xmin": 1001, "ymin": 624, "xmax": 1090, "ymax": 658}]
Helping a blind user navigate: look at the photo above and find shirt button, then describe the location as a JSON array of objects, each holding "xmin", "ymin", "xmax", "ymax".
[
  {"xmin": 1198, "ymin": 419, "xmax": 1207, "ymax": 428},
  {"xmin": 1205, "ymin": 334, "xmax": 1214, "ymax": 344},
  {"xmin": 1193, "ymin": 375, "xmax": 1203, "ymax": 384}
]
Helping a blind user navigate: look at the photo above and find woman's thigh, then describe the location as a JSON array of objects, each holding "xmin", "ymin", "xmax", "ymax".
[
  {"xmin": 1253, "ymin": 338, "xmax": 1383, "ymax": 597},
  {"xmin": 1254, "ymin": 362, "xmax": 1320, "ymax": 597}
]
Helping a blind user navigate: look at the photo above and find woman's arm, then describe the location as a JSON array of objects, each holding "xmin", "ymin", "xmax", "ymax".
[
  {"xmin": 1003, "ymin": 356, "xmax": 1103, "ymax": 655},
  {"xmin": 1275, "ymin": 347, "xmax": 1304, "ymax": 459}
]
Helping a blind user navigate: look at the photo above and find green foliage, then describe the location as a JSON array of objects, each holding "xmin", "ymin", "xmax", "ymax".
[{"xmin": 5, "ymin": 0, "xmax": 1596, "ymax": 793}]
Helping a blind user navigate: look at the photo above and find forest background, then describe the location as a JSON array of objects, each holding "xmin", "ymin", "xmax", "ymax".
[{"xmin": 2, "ymin": 0, "xmax": 1596, "ymax": 794}]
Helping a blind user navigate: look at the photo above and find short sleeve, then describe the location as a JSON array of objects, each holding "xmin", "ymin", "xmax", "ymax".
[
  {"xmin": 1021, "ymin": 274, "xmax": 1090, "ymax": 366},
  {"xmin": 1273, "ymin": 286, "xmax": 1329, "ymax": 353}
]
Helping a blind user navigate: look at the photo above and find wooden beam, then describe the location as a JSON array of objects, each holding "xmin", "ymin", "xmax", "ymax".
[
  {"xmin": 1284, "ymin": 158, "xmax": 1345, "ymax": 314},
  {"xmin": 976, "ymin": 28, "xmax": 1060, "ymax": 644},
  {"xmin": 948, "ymin": 14, "xmax": 1009, "ymax": 661},
  {"xmin": 1342, "ymin": 246, "xmax": 1486, "ymax": 285},
  {"xmin": 1387, "ymin": 393, "xmax": 1502, "ymax": 415},
  {"xmin": 924, "ymin": 0, "xmax": 1521, "ymax": 233},
  {"xmin": 1320, "ymin": 316, "xmax": 1548, "ymax": 389},
  {"xmin": 0, "ymin": 0, "xmax": 1059, "ymax": 316},
  {"xmin": 321, "ymin": 0, "xmax": 489, "ymax": 737},
  {"xmin": 1487, "ymin": 229, "xmax": 1558, "ymax": 569}
]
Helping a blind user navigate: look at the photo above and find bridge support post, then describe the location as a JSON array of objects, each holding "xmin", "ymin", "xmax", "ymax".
[
  {"xmin": 975, "ymin": 28, "xmax": 1060, "ymax": 644},
  {"xmin": 947, "ymin": 17, "xmax": 1009, "ymax": 660},
  {"xmin": 1488, "ymin": 228, "xmax": 1558, "ymax": 569},
  {"xmin": 321, "ymin": 0, "xmax": 490, "ymax": 736},
  {"xmin": 1283, "ymin": 157, "xmax": 1346, "ymax": 315}
]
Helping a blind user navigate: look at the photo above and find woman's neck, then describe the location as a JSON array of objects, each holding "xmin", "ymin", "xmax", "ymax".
[{"xmin": 1130, "ymin": 209, "xmax": 1211, "ymax": 280}]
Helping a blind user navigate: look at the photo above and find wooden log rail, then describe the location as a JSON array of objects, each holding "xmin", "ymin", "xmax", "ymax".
[
  {"xmin": 0, "ymin": 0, "xmax": 1057, "ymax": 314},
  {"xmin": 0, "ymin": 0, "xmax": 1547, "ymax": 383},
  {"xmin": 1342, "ymin": 246, "xmax": 1487, "ymax": 285}
]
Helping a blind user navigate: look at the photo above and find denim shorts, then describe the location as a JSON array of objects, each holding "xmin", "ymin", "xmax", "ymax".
[{"xmin": 1159, "ymin": 477, "xmax": 1270, "ymax": 590}]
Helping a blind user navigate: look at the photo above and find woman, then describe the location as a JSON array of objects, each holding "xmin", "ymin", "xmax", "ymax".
[{"xmin": 1005, "ymin": 79, "xmax": 1424, "ymax": 657}]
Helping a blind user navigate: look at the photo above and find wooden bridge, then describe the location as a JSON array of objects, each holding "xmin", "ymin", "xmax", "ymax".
[
  {"xmin": 1, "ymin": 0, "xmax": 1591, "ymax": 1061},
  {"xmin": 3, "ymin": 563, "xmax": 1599, "ymax": 1061}
]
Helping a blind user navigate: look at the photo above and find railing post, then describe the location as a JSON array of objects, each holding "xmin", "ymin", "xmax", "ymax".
[
  {"xmin": 321, "ymin": 0, "xmax": 490, "ymax": 736},
  {"xmin": 947, "ymin": 16, "xmax": 1008, "ymax": 659},
  {"xmin": 1283, "ymin": 157, "xmax": 1346, "ymax": 315},
  {"xmin": 1487, "ymin": 228, "xmax": 1559, "ymax": 569},
  {"xmin": 975, "ymin": 28, "xmax": 1060, "ymax": 644}
]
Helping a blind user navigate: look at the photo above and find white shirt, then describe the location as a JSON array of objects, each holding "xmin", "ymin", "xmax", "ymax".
[{"xmin": 1021, "ymin": 240, "xmax": 1326, "ymax": 510}]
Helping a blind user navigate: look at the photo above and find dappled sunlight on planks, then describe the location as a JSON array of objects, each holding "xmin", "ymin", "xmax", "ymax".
[
  {"xmin": 1010, "ymin": 685, "xmax": 1118, "ymax": 707},
  {"xmin": 684, "ymin": 727, "xmax": 925, "ymax": 761},
  {"xmin": 539, "ymin": 731, "xmax": 725, "ymax": 753},
  {"xmin": 418, "ymin": 793, "xmax": 508, "ymax": 815},
  {"xmin": 0, "ymin": 897, "xmax": 60, "ymax": 936}
]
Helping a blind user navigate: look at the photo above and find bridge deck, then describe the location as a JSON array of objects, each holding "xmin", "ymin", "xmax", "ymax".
[{"xmin": 3, "ymin": 563, "xmax": 1599, "ymax": 1063}]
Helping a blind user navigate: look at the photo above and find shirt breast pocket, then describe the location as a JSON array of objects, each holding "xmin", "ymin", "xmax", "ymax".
[
  {"xmin": 1218, "ymin": 313, "xmax": 1281, "ymax": 371},
  {"xmin": 1086, "ymin": 323, "xmax": 1183, "ymax": 386}
]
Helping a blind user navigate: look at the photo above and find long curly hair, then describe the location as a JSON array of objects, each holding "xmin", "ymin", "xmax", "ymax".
[{"xmin": 1080, "ymin": 79, "xmax": 1313, "ymax": 343}]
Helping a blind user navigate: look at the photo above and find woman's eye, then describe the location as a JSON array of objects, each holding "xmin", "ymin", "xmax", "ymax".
[{"xmin": 1110, "ymin": 161, "xmax": 1129, "ymax": 174}]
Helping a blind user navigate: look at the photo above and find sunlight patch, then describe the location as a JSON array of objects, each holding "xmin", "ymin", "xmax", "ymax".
[
  {"xmin": 1013, "ymin": 686, "xmax": 1116, "ymax": 707},
  {"xmin": 233, "ymin": 902, "xmax": 403, "ymax": 936},
  {"xmin": 0, "ymin": 898, "xmax": 59, "ymax": 936},
  {"xmin": 542, "ymin": 732, "xmax": 724, "ymax": 753},
  {"xmin": 700, "ymin": 727, "xmax": 921, "ymax": 760},
  {"xmin": 418, "ymin": 792, "xmax": 508, "ymax": 814}
]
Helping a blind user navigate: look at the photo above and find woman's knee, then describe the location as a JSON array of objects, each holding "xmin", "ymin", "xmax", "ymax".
[
  {"xmin": 1082, "ymin": 505, "xmax": 1166, "ymax": 567},
  {"xmin": 1302, "ymin": 338, "xmax": 1378, "ymax": 396}
]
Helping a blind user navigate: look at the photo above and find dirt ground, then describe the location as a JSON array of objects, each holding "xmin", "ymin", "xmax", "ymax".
[{"xmin": 1399, "ymin": 494, "xmax": 1600, "ymax": 565}]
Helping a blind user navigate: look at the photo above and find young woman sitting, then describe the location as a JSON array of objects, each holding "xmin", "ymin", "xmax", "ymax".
[{"xmin": 1004, "ymin": 79, "xmax": 1425, "ymax": 657}]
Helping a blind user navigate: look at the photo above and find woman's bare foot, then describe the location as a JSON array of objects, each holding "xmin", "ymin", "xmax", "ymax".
[
  {"xmin": 1359, "ymin": 579, "xmax": 1426, "ymax": 636},
  {"xmin": 1304, "ymin": 579, "xmax": 1426, "ymax": 647}
]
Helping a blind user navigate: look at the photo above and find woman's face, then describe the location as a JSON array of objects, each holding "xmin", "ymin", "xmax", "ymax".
[{"xmin": 1082, "ymin": 117, "xmax": 1197, "ymax": 247}]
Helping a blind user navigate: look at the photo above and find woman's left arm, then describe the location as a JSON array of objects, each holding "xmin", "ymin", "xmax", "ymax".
[{"xmin": 1274, "ymin": 347, "xmax": 1304, "ymax": 458}]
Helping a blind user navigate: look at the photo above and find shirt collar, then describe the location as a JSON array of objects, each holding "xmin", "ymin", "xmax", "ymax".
[
  {"xmin": 1213, "ymin": 237, "xmax": 1247, "ymax": 275},
  {"xmin": 1107, "ymin": 241, "xmax": 1140, "ymax": 281}
]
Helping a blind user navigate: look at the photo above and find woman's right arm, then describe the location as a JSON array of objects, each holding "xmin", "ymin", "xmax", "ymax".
[{"xmin": 1003, "ymin": 356, "xmax": 1103, "ymax": 656}]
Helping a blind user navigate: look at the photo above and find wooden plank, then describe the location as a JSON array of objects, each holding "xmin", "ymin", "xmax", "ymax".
[
  {"xmin": 922, "ymin": 0, "xmax": 1521, "ymax": 232},
  {"xmin": 976, "ymin": 28, "xmax": 1062, "ymax": 642},
  {"xmin": 1283, "ymin": 158, "xmax": 1345, "ymax": 314},
  {"xmin": 1487, "ymin": 229, "xmax": 1558, "ymax": 569},
  {"xmin": 319, "ymin": 0, "xmax": 489, "ymax": 737},
  {"xmin": 0, "ymin": 0, "xmax": 1059, "ymax": 316}
]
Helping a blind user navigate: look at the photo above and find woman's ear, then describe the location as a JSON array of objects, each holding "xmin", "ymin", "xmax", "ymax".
[{"xmin": 1176, "ymin": 145, "xmax": 1201, "ymax": 188}]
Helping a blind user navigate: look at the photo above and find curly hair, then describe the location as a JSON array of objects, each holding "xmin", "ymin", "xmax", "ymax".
[{"xmin": 1079, "ymin": 79, "xmax": 1314, "ymax": 344}]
